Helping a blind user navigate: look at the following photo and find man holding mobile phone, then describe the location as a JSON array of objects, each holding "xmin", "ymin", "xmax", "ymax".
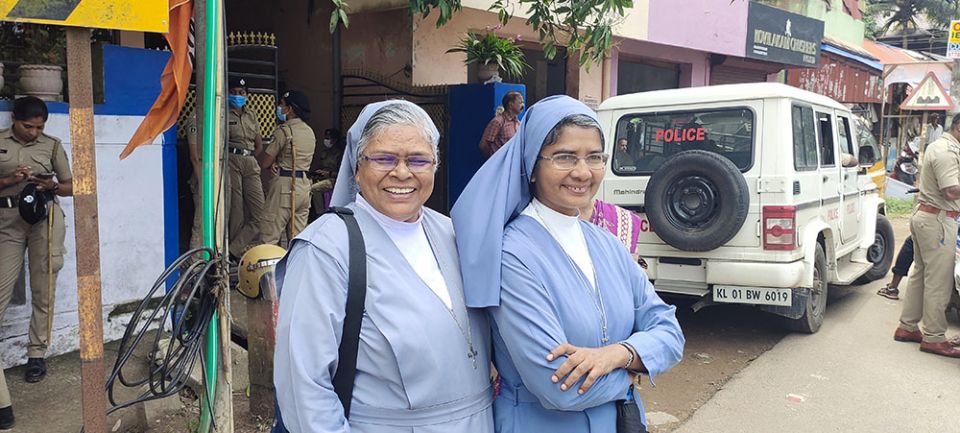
[{"xmin": 0, "ymin": 96, "xmax": 73, "ymax": 429}]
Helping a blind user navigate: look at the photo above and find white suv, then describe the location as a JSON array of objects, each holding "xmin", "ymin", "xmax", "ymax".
[{"xmin": 597, "ymin": 83, "xmax": 893, "ymax": 333}]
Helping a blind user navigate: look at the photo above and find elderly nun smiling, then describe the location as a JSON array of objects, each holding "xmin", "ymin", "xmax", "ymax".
[
  {"xmin": 274, "ymin": 100, "xmax": 494, "ymax": 433},
  {"xmin": 452, "ymin": 95, "xmax": 684, "ymax": 433}
]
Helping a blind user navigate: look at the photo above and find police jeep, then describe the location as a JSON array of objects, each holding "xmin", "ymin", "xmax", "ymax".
[{"xmin": 596, "ymin": 83, "xmax": 893, "ymax": 333}]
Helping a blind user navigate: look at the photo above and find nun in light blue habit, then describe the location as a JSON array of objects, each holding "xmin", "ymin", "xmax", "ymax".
[
  {"xmin": 451, "ymin": 95, "xmax": 684, "ymax": 433},
  {"xmin": 274, "ymin": 100, "xmax": 494, "ymax": 433}
]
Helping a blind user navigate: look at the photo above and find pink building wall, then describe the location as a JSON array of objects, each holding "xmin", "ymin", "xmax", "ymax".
[
  {"xmin": 610, "ymin": 38, "xmax": 712, "ymax": 97},
  {"xmin": 645, "ymin": 0, "xmax": 748, "ymax": 58}
]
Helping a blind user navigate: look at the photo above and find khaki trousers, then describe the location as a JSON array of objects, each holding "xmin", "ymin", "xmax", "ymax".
[
  {"xmin": 0, "ymin": 204, "xmax": 66, "ymax": 407},
  {"xmin": 900, "ymin": 210, "xmax": 957, "ymax": 343},
  {"xmin": 227, "ymin": 154, "xmax": 264, "ymax": 255},
  {"xmin": 261, "ymin": 176, "xmax": 311, "ymax": 245}
]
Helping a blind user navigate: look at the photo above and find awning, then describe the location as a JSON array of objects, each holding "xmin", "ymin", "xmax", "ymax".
[
  {"xmin": 862, "ymin": 39, "xmax": 919, "ymax": 64},
  {"xmin": 821, "ymin": 43, "xmax": 882, "ymax": 71}
]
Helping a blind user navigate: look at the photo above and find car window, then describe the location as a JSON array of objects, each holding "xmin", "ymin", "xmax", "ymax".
[
  {"xmin": 612, "ymin": 108, "xmax": 754, "ymax": 175},
  {"xmin": 837, "ymin": 116, "xmax": 855, "ymax": 157},
  {"xmin": 816, "ymin": 111, "xmax": 835, "ymax": 167},
  {"xmin": 793, "ymin": 105, "xmax": 818, "ymax": 171},
  {"xmin": 855, "ymin": 116, "xmax": 881, "ymax": 165}
]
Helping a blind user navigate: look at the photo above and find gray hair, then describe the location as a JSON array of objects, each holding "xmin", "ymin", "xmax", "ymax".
[
  {"xmin": 541, "ymin": 114, "xmax": 605, "ymax": 150},
  {"xmin": 356, "ymin": 102, "xmax": 441, "ymax": 163}
]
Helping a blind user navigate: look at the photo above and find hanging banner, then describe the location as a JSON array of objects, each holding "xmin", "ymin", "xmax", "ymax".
[{"xmin": 0, "ymin": 0, "xmax": 168, "ymax": 33}]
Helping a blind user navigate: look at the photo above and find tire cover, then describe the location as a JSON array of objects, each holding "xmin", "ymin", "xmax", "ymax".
[{"xmin": 645, "ymin": 150, "xmax": 750, "ymax": 251}]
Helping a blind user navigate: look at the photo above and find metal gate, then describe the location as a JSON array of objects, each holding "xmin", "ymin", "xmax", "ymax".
[{"xmin": 340, "ymin": 69, "xmax": 451, "ymax": 212}]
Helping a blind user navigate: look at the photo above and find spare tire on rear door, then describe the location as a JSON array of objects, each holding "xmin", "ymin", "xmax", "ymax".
[{"xmin": 645, "ymin": 150, "xmax": 750, "ymax": 251}]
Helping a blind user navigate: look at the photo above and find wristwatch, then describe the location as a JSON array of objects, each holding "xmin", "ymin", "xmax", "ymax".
[{"xmin": 51, "ymin": 181, "xmax": 60, "ymax": 192}]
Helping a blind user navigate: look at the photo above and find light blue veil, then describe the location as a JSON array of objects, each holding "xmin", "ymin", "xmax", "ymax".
[
  {"xmin": 329, "ymin": 99, "xmax": 440, "ymax": 207},
  {"xmin": 451, "ymin": 95, "xmax": 599, "ymax": 308}
]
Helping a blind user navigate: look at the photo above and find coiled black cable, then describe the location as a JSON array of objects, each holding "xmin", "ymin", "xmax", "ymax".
[{"xmin": 104, "ymin": 247, "xmax": 221, "ymax": 416}]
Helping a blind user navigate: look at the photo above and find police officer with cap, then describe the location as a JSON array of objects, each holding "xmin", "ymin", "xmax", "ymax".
[
  {"xmin": 258, "ymin": 90, "xmax": 316, "ymax": 245},
  {"xmin": 226, "ymin": 76, "xmax": 265, "ymax": 260},
  {"xmin": 0, "ymin": 96, "xmax": 74, "ymax": 428},
  {"xmin": 894, "ymin": 112, "xmax": 960, "ymax": 358}
]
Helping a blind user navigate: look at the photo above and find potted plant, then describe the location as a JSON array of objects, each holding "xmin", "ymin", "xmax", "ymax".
[
  {"xmin": 447, "ymin": 31, "xmax": 529, "ymax": 83},
  {"xmin": 18, "ymin": 25, "xmax": 66, "ymax": 101}
]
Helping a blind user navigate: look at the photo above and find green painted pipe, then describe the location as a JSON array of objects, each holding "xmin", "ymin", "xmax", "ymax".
[{"xmin": 199, "ymin": 0, "xmax": 220, "ymax": 430}]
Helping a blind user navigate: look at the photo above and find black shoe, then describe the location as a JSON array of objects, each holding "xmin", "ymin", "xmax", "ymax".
[
  {"xmin": 0, "ymin": 406, "xmax": 15, "ymax": 430},
  {"xmin": 24, "ymin": 357, "xmax": 46, "ymax": 383}
]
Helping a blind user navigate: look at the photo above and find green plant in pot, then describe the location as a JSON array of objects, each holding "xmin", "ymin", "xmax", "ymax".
[{"xmin": 447, "ymin": 31, "xmax": 529, "ymax": 83}]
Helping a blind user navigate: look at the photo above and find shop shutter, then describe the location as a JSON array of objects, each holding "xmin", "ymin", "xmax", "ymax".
[{"xmin": 710, "ymin": 65, "xmax": 769, "ymax": 86}]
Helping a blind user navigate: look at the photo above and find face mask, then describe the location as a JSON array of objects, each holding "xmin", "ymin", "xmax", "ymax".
[
  {"xmin": 323, "ymin": 139, "xmax": 334, "ymax": 148},
  {"xmin": 276, "ymin": 106, "xmax": 287, "ymax": 122},
  {"xmin": 228, "ymin": 95, "xmax": 247, "ymax": 108}
]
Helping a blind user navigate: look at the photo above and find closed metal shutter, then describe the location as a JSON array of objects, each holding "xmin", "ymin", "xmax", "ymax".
[{"xmin": 710, "ymin": 65, "xmax": 768, "ymax": 86}]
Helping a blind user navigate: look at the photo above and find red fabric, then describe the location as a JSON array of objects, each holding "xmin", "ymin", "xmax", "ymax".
[{"xmin": 120, "ymin": 0, "xmax": 194, "ymax": 159}]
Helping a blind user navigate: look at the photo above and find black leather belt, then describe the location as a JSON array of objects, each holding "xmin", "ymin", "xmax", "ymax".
[
  {"xmin": 0, "ymin": 196, "xmax": 16, "ymax": 208},
  {"xmin": 228, "ymin": 147, "xmax": 254, "ymax": 156},
  {"xmin": 278, "ymin": 169, "xmax": 309, "ymax": 179}
]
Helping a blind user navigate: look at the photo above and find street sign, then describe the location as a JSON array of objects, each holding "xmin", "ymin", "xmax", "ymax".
[
  {"xmin": 0, "ymin": 0, "xmax": 168, "ymax": 33},
  {"xmin": 949, "ymin": 20, "xmax": 960, "ymax": 58},
  {"xmin": 900, "ymin": 72, "xmax": 955, "ymax": 111}
]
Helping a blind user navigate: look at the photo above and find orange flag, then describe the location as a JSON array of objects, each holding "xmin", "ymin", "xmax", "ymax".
[{"xmin": 120, "ymin": 0, "xmax": 195, "ymax": 159}]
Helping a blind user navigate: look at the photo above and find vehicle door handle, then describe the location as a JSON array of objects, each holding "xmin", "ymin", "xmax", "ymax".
[
  {"xmin": 843, "ymin": 174, "xmax": 849, "ymax": 180},
  {"xmin": 822, "ymin": 175, "xmax": 829, "ymax": 183}
]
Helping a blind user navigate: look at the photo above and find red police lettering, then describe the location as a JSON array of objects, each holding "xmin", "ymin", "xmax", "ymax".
[
  {"xmin": 655, "ymin": 127, "xmax": 707, "ymax": 143},
  {"xmin": 640, "ymin": 219, "xmax": 654, "ymax": 233}
]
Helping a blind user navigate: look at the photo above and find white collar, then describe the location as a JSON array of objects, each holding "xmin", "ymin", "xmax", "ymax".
[
  {"xmin": 356, "ymin": 195, "xmax": 423, "ymax": 234},
  {"xmin": 529, "ymin": 198, "xmax": 581, "ymax": 230}
]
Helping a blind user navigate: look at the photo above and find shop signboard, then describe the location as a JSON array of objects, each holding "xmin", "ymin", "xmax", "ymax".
[
  {"xmin": 745, "ymin": 2, "xmax": 824, "ymax": 68},
  {"xmin": 0, "ymin": 0, "xmax": 168, "ymax": 32}
]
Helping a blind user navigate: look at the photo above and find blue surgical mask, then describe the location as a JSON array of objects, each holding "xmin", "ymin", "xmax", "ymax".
[
  {"xmin": 276, "ymin": 106, "xmax": 287, "ymax": 122},
  {"xmin": 228, "ymin": 95, "xmax": 247, "ymax": 108}
]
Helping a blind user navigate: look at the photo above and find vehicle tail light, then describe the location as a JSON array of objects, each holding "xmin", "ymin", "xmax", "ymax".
[{"xmin": 763, "ymin": 205, "xmax": 796, "ymax": 250}]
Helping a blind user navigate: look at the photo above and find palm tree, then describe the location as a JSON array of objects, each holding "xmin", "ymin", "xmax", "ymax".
[{"xmin": 867, "ymin": 0, "xmax": 960, "ymax": 47}]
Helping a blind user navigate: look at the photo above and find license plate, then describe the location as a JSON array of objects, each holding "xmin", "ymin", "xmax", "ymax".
[{"xmin": 713, "ymin": 285, "xmax": 792, "ymax": 307}]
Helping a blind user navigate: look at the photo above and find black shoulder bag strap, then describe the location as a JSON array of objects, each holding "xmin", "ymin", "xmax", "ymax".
[{"xmin": 327, "ymin": 207, "xmax": 367, "ymax": 419}]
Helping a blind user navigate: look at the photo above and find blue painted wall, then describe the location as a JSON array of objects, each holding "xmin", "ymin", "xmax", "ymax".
[{"xmin": 447, "ymin": 83, "xmax": 525, "ymax": 208}]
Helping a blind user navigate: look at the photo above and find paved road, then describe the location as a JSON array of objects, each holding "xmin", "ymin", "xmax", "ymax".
[{"xmin": 669, "ymin": 217, "xmax": 960, "ymax": 433}]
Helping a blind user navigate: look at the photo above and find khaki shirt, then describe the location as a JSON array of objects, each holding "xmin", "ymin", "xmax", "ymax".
[
  {"xmin": 918, "ymin": 132, "xmax": 960, "ymax": 212},
  {"xmin": 228, "ymin": 108, "xmax": 261, "ymax": 151},
  {"xmin": 265, "ymin": 118, "xmax": 315, "ymax": 171},
  {"xmin": 0, "ymin": 128, "xmax": 71, "ymax": 197},
  {"xmin": 309, "ymin": 145, "xmax": 344, "ymax": 176}
]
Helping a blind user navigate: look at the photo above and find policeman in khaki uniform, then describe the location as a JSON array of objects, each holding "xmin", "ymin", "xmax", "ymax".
[
  {"xmin": 258, "ymin": 90, "xmax": 316, "ymax": 245},
  {"xmin": 895, "ymin": 113, "xmax": 960, "ymax": 358},
  {"xmin": 308, "ymin": 128, "xmax": 344, "ymax": 219},
  {"xmin": 225, "ymin": 77, "xmax": 265, "ymax": 259},
  {"xmin": 0, "ymin": 97, "xmax": 75, "ymax": 428}
]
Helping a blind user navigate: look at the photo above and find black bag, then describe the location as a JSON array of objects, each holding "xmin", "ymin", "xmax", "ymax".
[
  {"xmin": 273, "ymin": 207, "xmax": 367, "ymax": 433},
  {"xmin": 616, "ymin": 398, "xmax": 647, "ymax": 433}
]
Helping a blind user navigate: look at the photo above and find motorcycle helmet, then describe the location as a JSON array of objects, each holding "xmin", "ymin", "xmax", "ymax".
[{"xmin": 237, "ymin": 244, "xmax": 287, "ymax": 299}]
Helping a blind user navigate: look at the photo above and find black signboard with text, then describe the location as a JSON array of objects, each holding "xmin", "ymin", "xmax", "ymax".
[{"xmin": 745, "ymin": 2, "xmax": 824, "ymax": 68}]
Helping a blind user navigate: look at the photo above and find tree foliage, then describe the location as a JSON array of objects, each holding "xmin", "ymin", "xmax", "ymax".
[
  {"xmin": 490, "ymin": 0, "xmax": 632, "ymax": 67},
  {"xmin": 328, "ymin": 0, "xmax": 462, "ymax": 33},
  {"xmin": 865, "ymin": 0, "xmax": 960, "ymax": 41},
  {"xmin": 324, "ymin": 0, "xmax": 631, "ymax": 68}
]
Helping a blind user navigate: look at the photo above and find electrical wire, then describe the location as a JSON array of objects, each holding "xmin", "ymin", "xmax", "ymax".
[{"xmin": 104, "ymin": 247, "xmax": 220, "ymax": 415}]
